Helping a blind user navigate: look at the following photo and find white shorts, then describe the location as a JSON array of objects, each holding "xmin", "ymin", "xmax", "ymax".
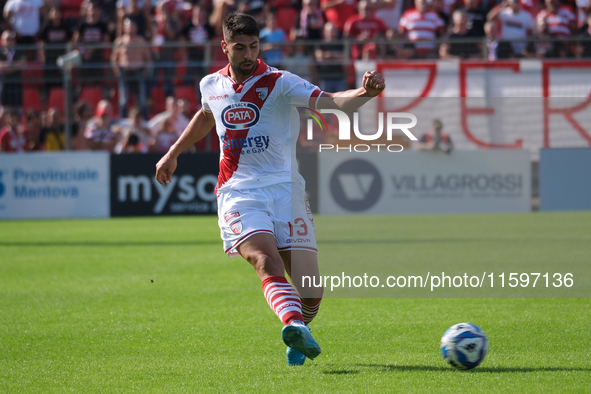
[{"xmin": 217, "ymin": 182, "xmax": 318, "ymax": 257}]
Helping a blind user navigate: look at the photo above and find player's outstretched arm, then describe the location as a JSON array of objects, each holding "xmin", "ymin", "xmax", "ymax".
[
  {"xmin": 316, "ymin": 70, "xmax": 385, "ymax": 112},
  {"xmin": 155, "ymin": 108, "xmax": 216, "ymax": 185}
]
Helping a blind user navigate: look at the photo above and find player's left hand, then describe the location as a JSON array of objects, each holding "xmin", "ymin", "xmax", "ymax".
[{"xmin": 362, "ymin": 70, "xmax": 386, "ymax": 97}]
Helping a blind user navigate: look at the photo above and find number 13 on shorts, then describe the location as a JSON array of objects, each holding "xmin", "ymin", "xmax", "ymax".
[{"xmin": 288, "ymin": 218, "xmax": 309, "ymax": 237}]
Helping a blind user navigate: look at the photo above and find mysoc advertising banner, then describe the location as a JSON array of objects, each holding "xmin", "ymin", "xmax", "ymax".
[
  {"xmin": 0, "ymin": 152, "xmax": 109, "ymax": 219},
  {"xmin": 110, "ymin": 153, "xmax": 219, "ymax": 216},
  {"xmin": 319, "ymin": 150, "xmax": 531, "ymax": 214}
]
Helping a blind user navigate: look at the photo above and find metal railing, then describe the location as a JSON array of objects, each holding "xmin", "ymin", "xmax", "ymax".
[{"xmin": 2, "ymin": 36, "xmax": 591, "ymax": 150}]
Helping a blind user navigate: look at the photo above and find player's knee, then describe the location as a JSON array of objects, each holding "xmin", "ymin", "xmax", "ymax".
[{"xmin": 247, "ymin": 251, "xmax": 284, "ymax": 276}]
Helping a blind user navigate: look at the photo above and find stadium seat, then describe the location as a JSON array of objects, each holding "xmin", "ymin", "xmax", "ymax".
[
  {"xmin": 79, "ymin": 87, "xmax": 103, "ymax": 110},
  {"xmin": 61, "ymin": 0, "xmax": 83, "ymax": 19},
  {"xmin": 47, "ymin": 87, "xmax": 66, "ymax": 114},
  {"xmin": 175, "ymin": 86, "xmax": 198, "ymax": 112},
  {"xmin": 149, "ymin": 86, "xmax": 166, "ymax": 117},
  {"xmin": 209, "ymin": 46, "xmax": 228, "ymax": 74},
  {"xmin": 23, "ymin": 89, "xmax": 43, "ymax": 113},
  {"xmin": 276, "ymin": 7, "xmax": 298, "ymax": 38},
  {"xmin": 172, "ymin": 50, "xmax": 187, "ymax": 86},
  {"xmin": 22, "ymin": 63, "xmax": 45, "ymax": 89}
]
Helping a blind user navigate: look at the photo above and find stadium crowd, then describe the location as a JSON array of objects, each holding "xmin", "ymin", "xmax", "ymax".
[{"xmin": 0, "ymin": 0, "xmax": 591, "ymax": 153}]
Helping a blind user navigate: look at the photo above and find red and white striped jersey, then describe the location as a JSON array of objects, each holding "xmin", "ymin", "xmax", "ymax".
[
  {"xmin": 399, "ymin": 9, "xmax": 445, "ymax": 48},
  {"xmin": 537, "ymin": 7, "xmax": 575, "ymax": 37},
  {"xmin": 200, "ymin": 60, "xmax": 322, "ymax": 193}
]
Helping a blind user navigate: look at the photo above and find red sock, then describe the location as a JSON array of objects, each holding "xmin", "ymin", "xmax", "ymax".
[
  {"xmin": 301, "ymin": 287, "xmax": 323, "ymax": 324},
  {"xmin": 262, "ymin": 276, "xmax": 304, "ymax": 325}
]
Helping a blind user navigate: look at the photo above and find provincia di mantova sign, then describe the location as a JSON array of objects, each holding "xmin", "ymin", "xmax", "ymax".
[{"xmin": 0, "ymin": 153, "xmax": 109, "ymax": 219}]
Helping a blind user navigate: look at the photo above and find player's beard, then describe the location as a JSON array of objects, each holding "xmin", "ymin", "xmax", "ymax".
[{"xmin": 231, "ymin": 59, "xmax": 256, "ymax": 76}]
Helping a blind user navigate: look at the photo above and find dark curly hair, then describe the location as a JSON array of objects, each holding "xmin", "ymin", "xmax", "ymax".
[{"xmin": 222, "ymin": 12, "xmax": 260, "ymax": 43}]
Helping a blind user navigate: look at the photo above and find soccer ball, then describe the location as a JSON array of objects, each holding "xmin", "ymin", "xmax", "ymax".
[{"xmin": 440, "ymin": 323, "xmax": 488, "ymax": 370}]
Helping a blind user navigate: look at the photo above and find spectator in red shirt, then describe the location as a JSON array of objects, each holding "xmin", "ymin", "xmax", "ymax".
[
  {"xmin": 537, "ymin": 0, "xmax": 576, "ymax": 37},
  {"xmin": 344, "ymin": 0, "xmax": 388, "ymax": 60},
  {"xmin": 399, "ymin": 0, "xmax": 446, "ymax": 58},
  {"xmin": 536, "ymin": 0, "xmax": 576, "ymax": 56},
  {"xmin": 321, "ymin": 0, "xmax": 358, "ymax": 34},
  {"xmin": 0, "ymin": 107, "xmax": 27, "ymax": 152}
]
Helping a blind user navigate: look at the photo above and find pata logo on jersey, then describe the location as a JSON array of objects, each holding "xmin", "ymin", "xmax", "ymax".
[
  {"xmin": 221, "ymin": 102, "xmax": 261, "ymax": 130},
  {"xmin": 303, "ymin": 108, "xmax": 418, "ymax": 153},
  {"xmin": 220, "ymin": 102, "xmax": 270, "ymax": 155}
]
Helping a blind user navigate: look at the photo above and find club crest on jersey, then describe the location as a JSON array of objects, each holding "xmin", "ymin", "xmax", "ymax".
[
  {"xmin": 256, "ymin": 87, "xmax": 268, "ymax": 101},
  {"xmin": 230, "ymin": 220, "xmax": 243, "ymax": 235},
  {"xmin": 221, "ymin": 102, "xmax": 261, "ymax": 130}
]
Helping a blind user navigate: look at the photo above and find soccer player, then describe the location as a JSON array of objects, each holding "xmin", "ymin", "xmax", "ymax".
[{"xmin": 155, "ymin": 12, "xmax": 385, "ymax": 366}]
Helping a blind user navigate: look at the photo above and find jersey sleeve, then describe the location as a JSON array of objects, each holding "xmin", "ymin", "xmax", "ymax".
[
  {"xmin": 398, "ymin": 12, "xmax": 408, "ymax": 32},
  {"xmin": 280, "ymin": 71, "xmax": 323, "ymax": 109},
  {"xmin": 343, "ymin": 17, "xmax": 355, "ymax": 36},
  {"xmin": 563, "ymin": 7, "xmax": 575, "ymax": 22},
  {"xmin": 199, "ymin": 79, "xmax": 212, "ymax": 113}
]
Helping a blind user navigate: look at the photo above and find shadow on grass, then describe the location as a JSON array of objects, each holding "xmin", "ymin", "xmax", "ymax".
[
  {"xmin": 356, "ymin": 364, "xmax": 591, "ymax": 373},
  {"xmin": 323, "ymin": 369, "xmax": 360, "ymax": 375},
  {"xmin": 0, "ymin": 240, "xmax": 219, "ymax": 247},
  {"xmin": 324, "ymin": 369, "xmax": 359, "ymax": 375}
]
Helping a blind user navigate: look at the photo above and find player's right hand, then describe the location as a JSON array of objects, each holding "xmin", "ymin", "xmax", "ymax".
[{"xmin": 155, "ymin": 154, "xmax": 177, "ymax": 185}]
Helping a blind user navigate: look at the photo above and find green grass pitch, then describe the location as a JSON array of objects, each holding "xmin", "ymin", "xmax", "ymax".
[{"xmin": 1, "ymin": 212, "xmax": 590, "ymax": 393}]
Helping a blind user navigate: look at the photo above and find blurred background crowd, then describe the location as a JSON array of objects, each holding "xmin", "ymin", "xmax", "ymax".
[{"xmin": 0, "ymin": 0, "xmax": 590, "ymax": 153}]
